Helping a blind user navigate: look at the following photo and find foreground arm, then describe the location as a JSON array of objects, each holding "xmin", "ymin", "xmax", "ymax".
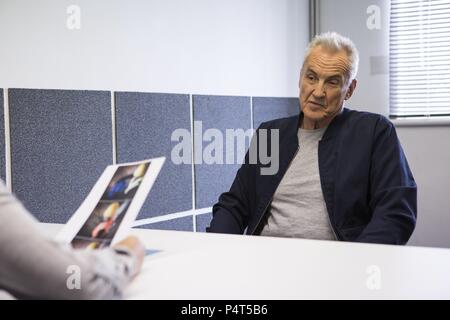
[{"xmin": 0, "ymin": 182, "xmax": 144, "ymax": 299}]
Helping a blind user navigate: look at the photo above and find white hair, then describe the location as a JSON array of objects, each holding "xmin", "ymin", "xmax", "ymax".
[{"xmin": 302, "ymin": 31, "xmax": 359, "ymax": 81}]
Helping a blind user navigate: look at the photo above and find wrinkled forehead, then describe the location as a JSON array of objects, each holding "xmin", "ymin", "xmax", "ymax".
[{"xmin": 302, "ymin": 46, "xmax": 351, "ymax": 79}]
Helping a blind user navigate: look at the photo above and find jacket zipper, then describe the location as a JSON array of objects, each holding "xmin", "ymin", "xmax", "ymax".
[
  {"xmin": 326, "ymin": 208, "xmax": 339, "ymax": 240},
  {"xmin": 250, "ymin": 146, "xmax": 300, "ymax": 235}
]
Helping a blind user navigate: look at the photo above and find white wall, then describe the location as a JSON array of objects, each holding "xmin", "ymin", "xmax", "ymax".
[
  {"xmin": 319, "ymin": 0, "xmax": 450, "ymax": 248},
  {"xmin": 396, "ymin": 126, "xmax": 450, "ymax": 248},
  {"xmin": 0, "ymin": 0, "xmax": 309, "ymax": 97}
]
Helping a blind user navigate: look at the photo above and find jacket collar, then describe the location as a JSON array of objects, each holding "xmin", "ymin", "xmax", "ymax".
[{"xmin": 287, "ymin": 107, "xmax": 351, "ymax": 144}]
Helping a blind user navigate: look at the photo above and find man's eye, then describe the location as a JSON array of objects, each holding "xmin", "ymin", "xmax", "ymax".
[
  {"xmin": 329, "ymin": 80, "xmax": 339, "ymax": 85},
  {"xmin": 307, "ymin": 75, "xmax": 315, "ymax": 80}
]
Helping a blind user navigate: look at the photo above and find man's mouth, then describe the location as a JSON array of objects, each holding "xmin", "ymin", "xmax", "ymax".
[{"xmin": 308, "ymin": 101, "xmax": 324, "ymax": 107}]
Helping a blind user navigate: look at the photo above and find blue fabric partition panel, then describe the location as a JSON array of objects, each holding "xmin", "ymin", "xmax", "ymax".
[
  {"xmin": 253, "ymin": 97, "xmax": 299, "ymax": 129},
  {"xmin": 9, "ymin": 89, "xmax": 112, "ymax": 223},
  {"xmin": 196, "ymin": 212, "xmax": 212, "ymax": 232},
  {"xmin": 0, "ymin": 90, "xmax": 5, "ymax": 182},
  {"xmin": 134, "ymin": 216, "xmax": 193, "ymax": 232},
  {"xmin": 193, "ymin": 95, "xmax": 251, "ymax": 209},
  {"xmin": 115, "ymin": 92, "xmax": 192, "ymax": 220}
]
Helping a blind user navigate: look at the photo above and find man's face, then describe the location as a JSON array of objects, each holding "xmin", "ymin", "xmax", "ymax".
[{"xmin": 299, "ymin": 46, "xmax": 355, "ymax": 127}]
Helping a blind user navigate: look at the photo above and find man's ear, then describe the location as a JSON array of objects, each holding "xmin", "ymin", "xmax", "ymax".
[{"xmin": 345, "ymin": 79, "xmax": 357, "ymax": 100}]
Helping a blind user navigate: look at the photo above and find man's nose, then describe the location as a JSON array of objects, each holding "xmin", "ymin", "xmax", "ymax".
[
  {"xmin": 312, "ymin": 82, "xmax": 326, "ymax": 98},
  {"xmin": 312, "ymin": 81, "xmax": 325, "ymax": 99}
]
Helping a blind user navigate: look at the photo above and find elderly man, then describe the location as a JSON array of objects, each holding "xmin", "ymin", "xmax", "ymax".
[{"xmin": 207, "ymin": 32, "xmax": 417, "ymax": 244}]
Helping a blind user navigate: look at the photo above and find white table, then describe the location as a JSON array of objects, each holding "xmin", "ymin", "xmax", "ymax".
[{"xmin": 41, "ymin": 223, "xmax": 450, "ymax": 299}]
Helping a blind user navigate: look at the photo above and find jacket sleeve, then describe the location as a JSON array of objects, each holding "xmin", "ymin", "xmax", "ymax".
[
  {"xmin": 206, "ymin": 125, "xmax": 261, "ymax": 234},
  {"xmin": 356, "ymin": 116, "xmax": 417, "ymax": 244}
]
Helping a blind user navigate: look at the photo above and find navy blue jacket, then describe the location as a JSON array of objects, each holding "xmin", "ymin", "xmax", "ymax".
[{"xmin": 207, "ymin": 108, "xmax": 417, "ymax": 245}]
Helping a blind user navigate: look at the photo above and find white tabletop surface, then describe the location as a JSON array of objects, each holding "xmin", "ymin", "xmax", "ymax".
[{"xmin": 40, "ymin": 223, "xmax": 450, "ymax": 299}]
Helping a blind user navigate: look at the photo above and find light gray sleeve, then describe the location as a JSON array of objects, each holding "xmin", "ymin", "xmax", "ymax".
[{"xmin": 0, "ymin": 181, "xmax": 139, "ymax": 299}]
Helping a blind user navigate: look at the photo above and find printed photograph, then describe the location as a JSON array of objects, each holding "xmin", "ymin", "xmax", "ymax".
[
  {"xmin": 70, "ymin": 161, "xmax": 151, "ymax": 249},
  {"xmin": 101, "ymin": 162, "xmax": 150, "ymax": 200},
  {"xmin": 71, "ymin": 199, "xmax": 131, "ymax": 249}
]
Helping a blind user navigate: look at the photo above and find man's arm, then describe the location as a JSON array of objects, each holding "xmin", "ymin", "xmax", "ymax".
[
  {"xmin": 207, "ymin": 168, "xmax": 251, "ymax": 234},
  {"xmin": 356, "ymin": 116, "xmax": 417, "ymax": 244}
]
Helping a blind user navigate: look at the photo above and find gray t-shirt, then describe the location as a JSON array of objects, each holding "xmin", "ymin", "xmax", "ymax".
[{"xmin": 260, "ymin": 127, "xmax": 336, "ymax": 240}]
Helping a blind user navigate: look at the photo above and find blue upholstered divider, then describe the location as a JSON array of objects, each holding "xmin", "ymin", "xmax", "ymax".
[
  {"xmin": 6, "ymin": 88, "xmax": 296, "ymax": 231},
  {"xmin": 135, "ymin": 216, "xmax": 193, "ymax": 232},
  {"xmin": 9, "ymin": 89, "xmax": 112, "ymax": 223},
  {"xmin": 115, "ymin": 92, "xmax": 192, "ymax": 221},
  {"xmin": 195, "ymin": 212, "xmax": 212, "ymax": 232},
  {"xmin": 193, "ymin": 95, "xmax": 251, "ymax": 209},
  {"xmin": 253, "ymin": 97, "xmax": 299, "ymax": 129}
]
